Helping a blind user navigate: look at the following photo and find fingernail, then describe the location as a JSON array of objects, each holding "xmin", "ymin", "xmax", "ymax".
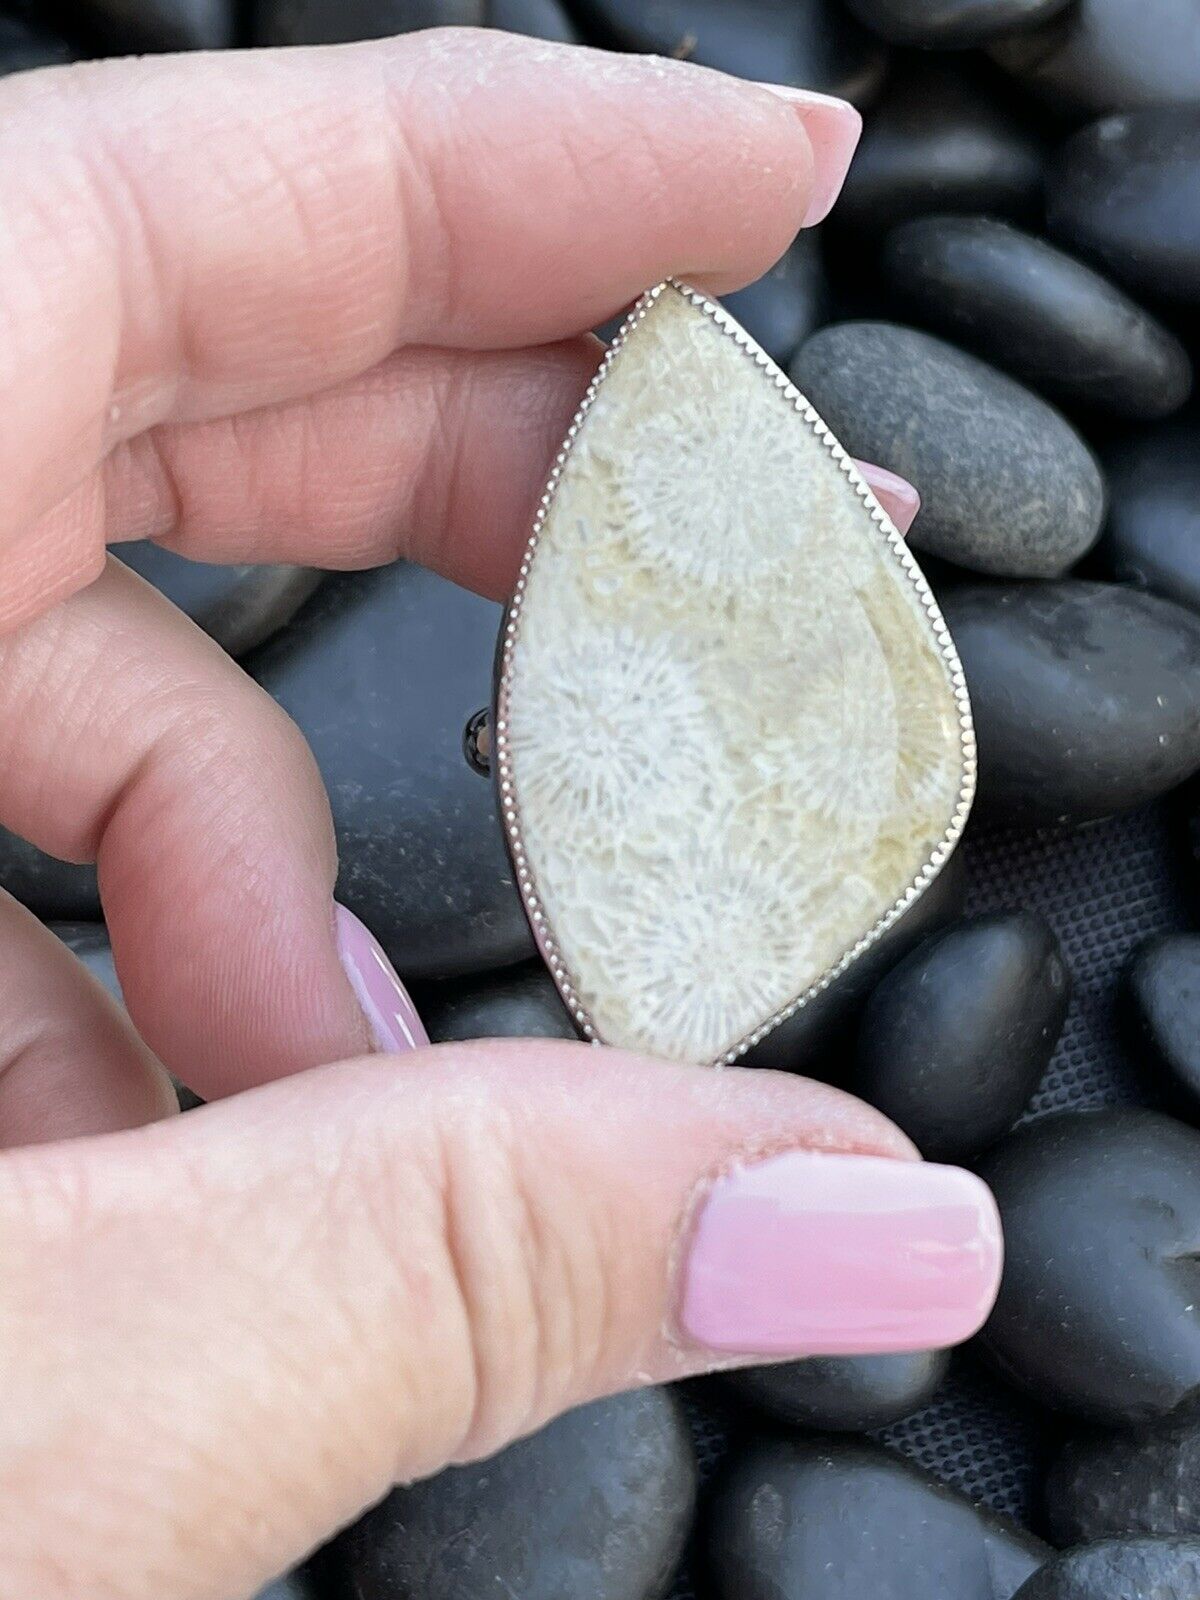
[
  {"xmin": 679, "ymin": 1150, "xmax": 1002, "ymax": 1356},
  {"xmin": 334, "ymin": 903, "xmax": 429, "ymax": 1053},
  {"xmin": 754, "ymin": 84, "xmax": 862, "ymax": 227},
  {"xmin": 852, "ymin": 459, "xmax": 921, "ymax": 536}
]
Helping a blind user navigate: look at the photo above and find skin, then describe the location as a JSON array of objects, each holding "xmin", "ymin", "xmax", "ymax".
[{"xmin": 0, "ymin": 32, "xmax": 939, "ymax": 1600}]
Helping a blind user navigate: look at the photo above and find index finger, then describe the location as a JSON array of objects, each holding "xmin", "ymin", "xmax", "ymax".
[{"xmin": 0, "ymin": 31, "xmax": 851, "ymax": 559}]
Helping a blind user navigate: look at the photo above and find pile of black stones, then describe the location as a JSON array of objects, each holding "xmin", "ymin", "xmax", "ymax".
[{"xmin": 9, "ymin": 2, "xmax": 1200, "ymax": 1597}]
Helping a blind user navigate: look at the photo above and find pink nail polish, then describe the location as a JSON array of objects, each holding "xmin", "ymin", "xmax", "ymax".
[
  {"xmin": 754, "ymin": 84, "xmax": 863, "ymax": 227},
  {"xmin": 334, "ymin": 903, "xmax": 429, "ymax": 1053},
  {"xmin": 680, "ymin": 1150, "xmax": 1002, "ymax": 1357},
  {"xmin": 852, "ymin": 459, "xmax": 921, "ymax": 536}
]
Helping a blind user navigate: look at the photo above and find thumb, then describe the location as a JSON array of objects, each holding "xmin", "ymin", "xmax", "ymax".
[{"xmin": 0, "ymin": 1042, "xmax": 1001, "ymax": 1600}]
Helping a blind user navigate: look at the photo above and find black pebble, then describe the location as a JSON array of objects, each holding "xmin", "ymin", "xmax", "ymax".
[
  {"xmin": 253, "ymin": 1575, "xmax": 319, "ymax": 1600},
  {"xmin": 1098, "ymin": 414, "xmax": 1200, "ymax": 613},
  {"xmin": 990, "ymin": 0, "xmax": 1200, "ymax": 118},
  {"xmin": 0, "ymin": 12, "xmax": 72, "ymax": 73},
  {"xmin": 851, "ymin": 912, "xmax": 1070, "ymax": 1161},
  {"xmin": 720, "ymin": 231, "xmax": 826, "ymax": 369},
  {"xmin": 708, "ymin": 1437, "xmax": 1048, "ymax": 1600},
  {"xmin": 422, "ymin": 962, "xmax": 577, "ymax": 1043},
  {"xmin": 115, "ymin": 545, "xmax": 321, "ymax": 659},
  {"xmin": 723, "ymin": 1348, "xmax": 949, "ymax": 1432},
  {"xmin": 254, "ymin": 0, "xmax": 485, "ymax": 44},
  {"xmin": 941, "ymin": 581, "xmax": 1200, "ymax": 826},
  {"xmin": 791, "ymin": 323, "xmax": 1105, "ymax": 577},
  {"xmin": 842, "ymin": 0, "xmax": 1069, "ymax": 50},
  {"xmin": 834, "ymin": 62, "xmax": 1044, "ymax": 235},
  {"xmin": 327, "ymin": 1389, "xmax": 696, "ymax": 1600},
  {"xmin": 60, "ymin": 0, "xmax": 234, "ymax": 50},
  {"xmin": 978, "ymin": 1109, "xmax": 1200, "ymax": 1425},
  {"xmin": 1124, "ymin": 934, "xmax": 1200, "ymax": 1111},
  {"xmin": 1012, "ymin": 1538, "xmax": 1200, "ymax": 1600},
  {"xmin": 1046, "ymin": 1403, "xmax": 1200, "ymax": 1543},
  {"xmin": 743, "ymin": 846, "xmax": 966, "ymax": 1072},
  {"xmin": 1047, "ymin": 108, "xmax": 1200, "ymax": 307},
  {"xmin": 567, "ymin": 0, "xmax": 888, "ymax": 107},
  {"xmin": 0, "ymin": 830, "xmax": 99, "ymax": 923},
  {"xmin": 883, "ymin": 216, "xmax": 1191, "ymax": 420},
  {"xmin": 488, "ymin": 0, "xmax": 577, "ymax": 40},
  {"xmin": 253, "ymin": 564, "xmax": 533, "ymax": 981}
]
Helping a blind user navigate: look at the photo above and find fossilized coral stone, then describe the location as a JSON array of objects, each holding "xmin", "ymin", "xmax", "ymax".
[{"xmin": 496, "ymin": 281, "xmax": 973, "ymax": 1065}]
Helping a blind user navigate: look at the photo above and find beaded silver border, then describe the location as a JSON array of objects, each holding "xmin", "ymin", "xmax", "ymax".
[{"xmin": 493, "ymin": 279, "xmax": 976, "ymax": 1067}]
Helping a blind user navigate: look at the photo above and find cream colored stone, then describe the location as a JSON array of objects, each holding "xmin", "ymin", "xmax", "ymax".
[{"xmin": 497, "ymin": 282, "xmax": 973, "ymax": 1065}]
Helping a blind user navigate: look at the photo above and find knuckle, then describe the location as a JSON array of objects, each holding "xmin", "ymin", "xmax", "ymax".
[{"xmin": 423, "ymin": 1088, "xmax": 612, "ymax": 1461}]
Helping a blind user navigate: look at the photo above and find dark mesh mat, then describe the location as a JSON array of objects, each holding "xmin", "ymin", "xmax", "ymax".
[{"xmin": 669, "ymin": 799, "xmax": 1193, "ymax": 1595}]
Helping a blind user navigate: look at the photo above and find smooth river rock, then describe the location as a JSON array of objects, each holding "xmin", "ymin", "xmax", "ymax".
[
  {"xmin": 883, "ymin": 216, "xmax": 1191, "ymax": 419},
  {"xmin": 720, "ymin": 231, "xmax": 826, "ymax": 368},
  {"xmin": 791, "ymin": 323, "xmax": 1105, "ymax": 577},
  {"xmin": 0, "ymin": 830, "xmax": 99, "ymax": 922},
  {"xmin": 263, "ymin": 0, "xmax": 579, "ymax": 36},
  {"xmin": 1047, "ymin": 109, "xmax": 1200, "ymax": 306},
  {"xmin": 978, "ymin": 1109, "xmax": 1200, "ymax": 1425},
  {"xmin": 254, "ymin": 1576, "xmax": 318, "ymax": 1600},
  {"xmin": 254, "ymin": 0, "xmax": 484, "ymax": 43},
  {"xmin": 1047, "ymin": 1405, "xmax": 1200, "ymax": 1544},
  {"xmin": 1013, "ymin": 1539, "xmax": 1200, "ymax": 1600},
  {"xmin": 1124, "ymin": 935, "xmax": 1200, "ymax": 1111},
  {"xmin": 488, "ymin": 0, "xmax": 577, "ymax": 39},
  {"xmin": 252, "ymin": 564, "xmax": 532, "ymax": 981},
  {"xmin": 327, "ymin": 1389, "xmax": 696, "ymax": 1600},
  {"xmin": 115, "ymin": 544, "xmax": 321, "ymax": 659},
  {"xmin": 835, "ymin": 63, "xmax": 1044, "ymax": 235},
  {"xmin": 1099, "ymin": 416, "xmax": 1200, "ymax": 612},
  {"xmin": 943, "ymin": 581, "xmax": 1200, "ymax": 824},
  {"xmin": 568, "ymin": 0, "xmax": 888, "ymax": 106},
  {"xmin": 63, "ymin": 0, "xmax": 234, "ymax": 49},
  {"xmin": 723, "ymin": 1349, "xmax": 950, "ymax": 1432},
  {"xmin": 742, "ymin": 848, "xmax": 967, "ymax": 1073},
  {"xmin": 851, "ymin": 912, "xmax": 1070, "ymax": 1160},
  {"xmin": 708, "ymin": 1438, "xmax": 1049, "ymax": 1600},
  {"xmin": 0, "ymin": 12, "xmax": 72, "ymax": 73},
  {"xmin": 422, "ymin": 962, "xmax": 577, "ymax": 1044},
  {"xmin": 991, "ymin": 0, "xmax": 1200, "ymax": 118},
  {"xmin": 843, "ymin": 0, "xmax": 1069, "ymax": 49}
]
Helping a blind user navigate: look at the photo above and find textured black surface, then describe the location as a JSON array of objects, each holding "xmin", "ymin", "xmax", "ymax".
[{"xmin": 668, "ymin": 800, "xmax": 1192, "ymax": 1599}]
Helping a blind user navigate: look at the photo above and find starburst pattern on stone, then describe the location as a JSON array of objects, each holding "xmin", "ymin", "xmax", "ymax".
[
  {"xmin": 571, "ymin": 848, "xmax": 817, "ymax": 1064},
  {"xmin": 583, "ymin": 317, "xmax": 817, "ymax": 597},
  {"xmin": 506, "ymin": 618, "xmax": 716, "ymax": 833}
]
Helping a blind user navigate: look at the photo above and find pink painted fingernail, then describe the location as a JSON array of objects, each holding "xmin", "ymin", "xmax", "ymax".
[
  {"xmin": 680, "ymin": 1150, "xmax": 1002, "ymax": 1357},
  {"xmin": 754, "ymin": 84, "xmax": 863, "ymax": 227},
  {"xmin": 853, "ymin": 459, "xmax": 921, "ymax": 535},
  {"xmin": 335, "ymin": 903, "xmax": 428, "ymax": 1053}
]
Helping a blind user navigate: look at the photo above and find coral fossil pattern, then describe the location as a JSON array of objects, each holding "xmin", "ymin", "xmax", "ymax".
[{"xmin": 502, "ymin": 283, "xmax": 972, "ymax": 1065}]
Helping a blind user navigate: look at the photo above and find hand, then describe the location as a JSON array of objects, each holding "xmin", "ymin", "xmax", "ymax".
[{"xmin": 0, "ymin": 31, "xmax": 998, "ymax": 1600}]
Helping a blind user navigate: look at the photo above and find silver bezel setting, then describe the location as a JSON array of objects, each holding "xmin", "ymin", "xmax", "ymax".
[{"xmin": 493, "ymin": 279, "xmax": 977, "ymax": 1067}]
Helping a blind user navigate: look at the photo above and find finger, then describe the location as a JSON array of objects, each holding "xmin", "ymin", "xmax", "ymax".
[
  {"xmin": 0, "ymin": 894, "xmax": 174, "ymax": 1147},
  {"xmin": 103, "ymin": 340, "xmax": 604, "ymax": 600},
  {"xmin": 0, "ymin": 1044, "xmax": 1001, "ymax": 1600},
  {"xmin": 0, "ymin": 558, "xmax": 392, "ymax": 1099},
  {"xmin": 0, "ymin": 34, "xmax": 858, "ymax": 604},
  {"xmin": 96, "ymin": 339, "xmax": 920, "ymax": 598}
]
